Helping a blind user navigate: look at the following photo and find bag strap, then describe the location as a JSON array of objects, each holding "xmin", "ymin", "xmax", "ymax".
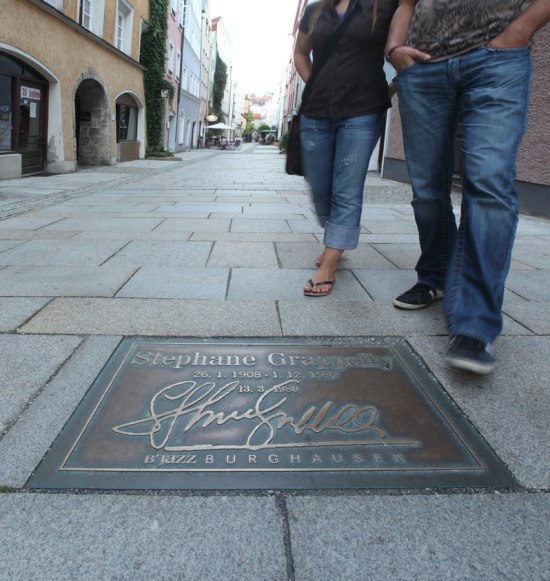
[{"xmin": 298, "ymin": 2, "xmax": 361, "ymax": 115}]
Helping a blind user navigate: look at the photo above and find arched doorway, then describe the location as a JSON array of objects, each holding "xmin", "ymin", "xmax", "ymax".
[
  {"xmin": 0, "ymin": 52, "xmax": 48, "ymax": 174},
  {"xmin": 74, "ymin": 78, "xmax": 110, "ymax": 166}
]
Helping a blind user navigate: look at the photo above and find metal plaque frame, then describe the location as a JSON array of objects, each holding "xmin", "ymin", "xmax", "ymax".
[{"xmin": 27, "ymin": 338, "xmax": 516, "ymax": 490}]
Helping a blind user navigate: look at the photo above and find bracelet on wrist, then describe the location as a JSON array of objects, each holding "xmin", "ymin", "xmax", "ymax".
[{"xmin": 385, "ymin": 45, "xmax": 403, "ymax": 60}]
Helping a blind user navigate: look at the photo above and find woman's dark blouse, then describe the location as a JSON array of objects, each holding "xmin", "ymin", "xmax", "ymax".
[{"xmin": 299, "ymin": 0, "xmax": 398, "ymax": 118}]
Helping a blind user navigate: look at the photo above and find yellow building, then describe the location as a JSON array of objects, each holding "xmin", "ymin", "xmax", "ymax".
[{"xmin": 0, "ymin": 0, "xmax": 149, "ymax": 178}]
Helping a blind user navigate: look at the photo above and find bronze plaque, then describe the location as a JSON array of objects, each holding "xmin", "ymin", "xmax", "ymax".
[{"xmin": 28, "ymin": 339, "xmax": 515, "ymax": 490}]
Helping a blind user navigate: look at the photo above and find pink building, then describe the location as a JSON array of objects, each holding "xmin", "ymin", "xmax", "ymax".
[{"xmin": 282, "ymin": 0, "xmax": 308, "ymax": 135}]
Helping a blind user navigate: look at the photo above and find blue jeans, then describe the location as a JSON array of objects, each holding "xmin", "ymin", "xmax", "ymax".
[
  {"xmin": 396, "ymin": 46, "xmax": 532, "ymax": 344},
  {"xmin": 300, "ymin": 113, "xmax": 383, "ymax": 249}
]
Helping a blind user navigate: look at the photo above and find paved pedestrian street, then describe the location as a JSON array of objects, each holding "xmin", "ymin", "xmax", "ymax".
[{"xmin": 0, "ymin": 145, "xmax": 548, "ymax": 580}]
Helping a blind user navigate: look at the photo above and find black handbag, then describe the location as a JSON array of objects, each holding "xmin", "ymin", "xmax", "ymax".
[
  {"xmin": 285, "ymin": 4, "xmax": 360, "ymax": 176},
  {"xmin": 285, "ymin": 114, "xmax": 303, "ymax": 175}
]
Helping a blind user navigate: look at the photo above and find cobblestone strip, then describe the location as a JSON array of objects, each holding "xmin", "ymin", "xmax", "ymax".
[{"xmin": 0, "ymin": 152, "xmax": 221, "ymax": 220}]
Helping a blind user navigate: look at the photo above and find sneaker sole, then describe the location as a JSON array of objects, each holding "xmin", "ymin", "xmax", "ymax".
[
  {"xmin": 445, "ymin": 354, "xmax": 495, "ymax": 375},
  {"xmin": 393, "ymin": 297, "xmax": 441, "ymax": 310}
]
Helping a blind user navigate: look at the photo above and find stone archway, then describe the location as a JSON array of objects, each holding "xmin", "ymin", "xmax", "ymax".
[{"xmin": 74, "ymin": 78, "xmax": 110, "ymax": 166}]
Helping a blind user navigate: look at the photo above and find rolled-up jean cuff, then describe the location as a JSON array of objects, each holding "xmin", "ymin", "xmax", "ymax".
[
  {"xmin": 323, "ymin": 221, "xmax": 361, "ymax": 250},
  {"xmin": 317, "ymin": 215, "xmax": 329, "ymax": 228}
]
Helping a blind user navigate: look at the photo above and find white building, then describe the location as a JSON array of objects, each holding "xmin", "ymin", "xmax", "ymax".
[
  {"xmin": 176, "ymin": 0, "xmax": 203, "ymax": 150},
  {"xmin": 210, "ymin": 16, "xmax": 234, "ymax": 127}
]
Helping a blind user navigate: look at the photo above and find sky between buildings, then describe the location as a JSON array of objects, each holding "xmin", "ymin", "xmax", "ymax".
[{"xmin": 209, "ymin": 0, "xmax": 298, "ymax": 95}]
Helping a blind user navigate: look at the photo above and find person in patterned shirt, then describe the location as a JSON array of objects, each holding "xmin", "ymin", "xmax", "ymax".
[{"xmin": 385, "ymin": 0, "xmax": 550, "ymax": 374}]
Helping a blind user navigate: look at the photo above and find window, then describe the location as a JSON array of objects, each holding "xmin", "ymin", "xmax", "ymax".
[
  {"xmin": 176, "ymin": 51, "xmax": 181, "ymax": 79},
  {"xmin": 116, "ymin": 12, "xmax": 124, "ymax": 49},
  {"xmin": 116, "ymin": 94, "xmax": 138, "ymax": 142},
  {"xmin": 168, "ymin": 41, "xmax": 175, "ymax": 75},
  {"xmin": 116, "ymin": 0, "xmax": 133, "ymax": 54},
  {"xmin": 79, "ymin": 0, "xmax": 105, "ymax": 37},
  {"xmin": 179, "ymin": 0, "xmax": 187, "ymax": 27},
  {"xmin": 81, "ymin": 0, "xmax": 92, "ymax": 29},
  {"xmin": 171, "ymin": 0, "xmax": 177, "ymax": 16},
  {"xmin": 0, "ymin": 74, "xmax": 13, "ymax": 151}
]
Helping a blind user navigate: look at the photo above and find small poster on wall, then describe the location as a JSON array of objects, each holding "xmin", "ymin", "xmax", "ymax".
[{"xmin": 21, "ymin": 86, "xmax": 41, "ymax": 101}]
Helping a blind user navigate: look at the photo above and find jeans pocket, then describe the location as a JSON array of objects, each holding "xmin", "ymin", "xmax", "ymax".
[
  {"xmin": 396, "ymin": 61, "xmax": 422, "ymax": 75},
  {"xmin": 300, "ymin": 115, "xmax": 321, "ymax": 132}
]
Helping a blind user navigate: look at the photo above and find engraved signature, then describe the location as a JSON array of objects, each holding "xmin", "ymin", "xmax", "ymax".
[{"xmin": 112, "ymin": 380, "xmax": 387, "ymax": 451}]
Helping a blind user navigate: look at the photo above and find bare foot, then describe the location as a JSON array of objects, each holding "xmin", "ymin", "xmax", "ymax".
[{"xmin": 316, "ymin": 249, "xmax": 344, "ymax": 268}]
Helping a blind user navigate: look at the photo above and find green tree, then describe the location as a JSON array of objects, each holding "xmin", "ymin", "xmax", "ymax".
[
  {"xmin": 140, "ymin": 0, "xmax": 174, "ymax": 154},
  {"xmin": 243, "ymin": 111, "xmax": 254, "ymax": 138},
  {"xmin": 212, "ymin": 53, "xmax": 227, "ymax": 123}
]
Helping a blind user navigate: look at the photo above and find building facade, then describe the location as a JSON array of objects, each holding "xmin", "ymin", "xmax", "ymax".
[
  {"xmin": 176, "ymin": 0, "xmax": 202, "ymax": 150},
  {"xmin": 0, "ymin": 0, "xmax": 148, "ymax": 178},
  {"xmin": 282, "ymin": 0, "xmax": 307, "ymax": 137},
  {"xmin": 210, "ymin": 16, "xmax": 234, "ymax": 127},
  {"xmin": 198, "ymin": 0, "xmax": 212, "ymax": 146},
  {"xmin": 163, "ymin": 0, "xmax": 184, "ymax": 152}
]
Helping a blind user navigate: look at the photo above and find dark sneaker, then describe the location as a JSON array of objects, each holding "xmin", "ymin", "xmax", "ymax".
[
  {"xmin": 393, "ymin": 283, "xmax": 444, "ymax": 310},
  {"xmin": 445, "ymin": 335, "xmax": 495, "ymax": 374}
]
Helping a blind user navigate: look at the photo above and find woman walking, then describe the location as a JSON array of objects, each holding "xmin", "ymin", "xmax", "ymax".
[{"xmin": 294, "ymin": 0, "xmax": 398, "ymax": 296}]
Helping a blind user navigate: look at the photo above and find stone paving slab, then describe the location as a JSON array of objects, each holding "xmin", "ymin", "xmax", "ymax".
[
  {"xmin": 288, "ymin": 494, "xmax": 549, "ymax": 581},
  {"xmin": 276, "ymin": 243, "xmax": 396, "ymax": 270},
  {"xmin": 103, "ymin": 240, "xmax": 213, "ymax": 268},
  {"xmin": 362, "ymin": 218, "xmax": 420, "ymax": 234},
  {"xmin": 358, "ymin": 234, "xmax": 420, "ymax": 243},
  {"xmin": 40, "ymin": 217, "xmax": 165, "ymax": 231},
  {"xmin": 230, "ymin": 218, "xmax": 293, "ymax": 233},
  {"xmin": 515, "ymin": 218, "xmax": 550, "ymax": 235},
  {"xmin": 0, "ymin": 298, "xmax": 50, "ymax": 331},
  {"xmin": 373, "ymin": 243, "xmax": 535, "ymax": 271},
  {"xmin": 354, "ymin": 269, "xmax": 422, "ymax": 301},
  {"xmin": 242, "ymin": 204, "xmax": 310, "ymax": 215},
  {"xmin": 278, "ymin": 301, "xmax": 531, "ymax": 337},
  {"xmin": 155, "ymin": 203, "xmax": 246, "ymax": 213},
  {"xmin": 0, "ymin": 215, "xmax": 66, "ymax": 229},
  {"xmin": 0, "ymin": 336, "xmax": 121, "ymax": 487},
  {"xmin": 506, "ymin": 269, "xmax": 550, "ymax": 300},
  {"xmin": 0, "ymin": 239, "xmax": 128, "ymax": 266},
  {"xmin": 0, "ymin": 494, "xmax": 287, "ymax": 581},
  {"xmin": 227, "ymin": 269, "xmax": 371, "ymax": 301},
  {"xmin": 502, "ymin": 302, "xmax": 550, "ymax": 334},
  {"xmin": 154, "ymin": 217, "xmax": 231, "ymax": 233},
  {"xmin": 279, "ymin": 300, "xmax": 448, "ymax": 336},
  {"xmin": 408, "ymin": 335, "xmax": 550, "ymax": 489},
  {"xmin": 0, "ymin": 229, "xmax": 79, "ymax": 240},
  {"xmin": 19, "ymin": 298, "xmax": 282, "ymax": 336},
  {"xmin": 190, "ymin": 232, "xmax": 317, "ymax": 242},
  {"xmin": 0, "ymin": 240, "xmax": 24, "ymax": 252},
  {"xmin": 0, "ymin": 265, "xmax": 137, "ymax": 297},
  {"xmin": 0, "ymin": 334, "xmax": 82, "ymax": 434},
  {"xmin": 511, "ymin": 244, "xmax": 550, "ymax": 269},
  {"xmin": 116, "ymin": 267, "xmax": 229, "ymax": 299},
  {"xmin": 73, "ymin": 230, "xmax": 194, "ymax": 241},
  {"xmin": 287, "ymin": 218, "xmax": 325, "ymax": 234},
  {"xmin": 208, "ymin": 241, "xmax": 279, "ymax": 267}
]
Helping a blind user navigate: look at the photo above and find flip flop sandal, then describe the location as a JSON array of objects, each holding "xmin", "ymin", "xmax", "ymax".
[{"xmin": 304, "ymin": 279, "xmax": 335, "ymax": 297}]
